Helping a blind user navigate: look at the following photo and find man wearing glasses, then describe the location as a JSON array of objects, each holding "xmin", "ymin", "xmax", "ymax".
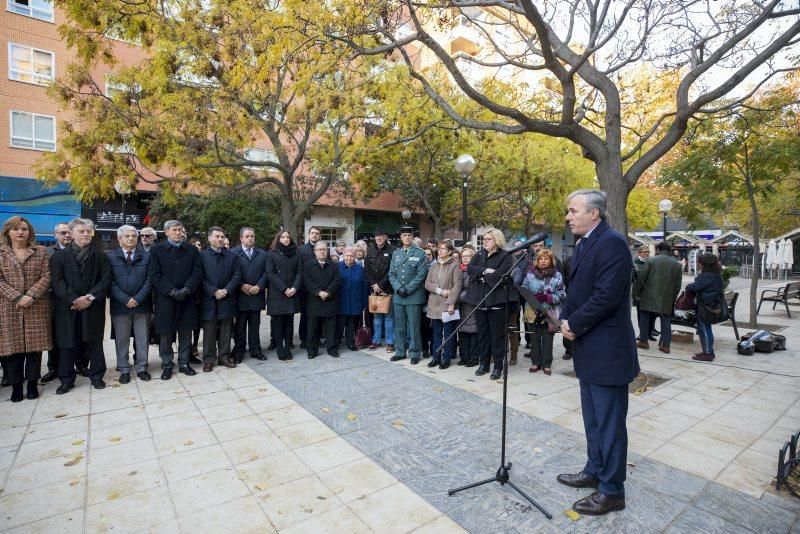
[{"xmin": 139, "ymin": 227, "xmax": 157, "ymax": 252}]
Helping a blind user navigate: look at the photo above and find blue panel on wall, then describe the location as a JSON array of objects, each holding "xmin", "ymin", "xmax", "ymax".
[{"xmin": 0, "ymin": 176, "xmax": 81, "ymax": 238}]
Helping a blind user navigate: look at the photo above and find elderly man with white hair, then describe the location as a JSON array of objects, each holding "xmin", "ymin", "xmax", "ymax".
[{"xmin": 107, "ymin": 225, "xmax": 153, "ymax": 383}]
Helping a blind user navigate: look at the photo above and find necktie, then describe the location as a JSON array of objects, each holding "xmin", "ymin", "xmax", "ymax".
[
  {"xmin": 246, "ymin": 248, "xmax": 252, "ymax": 259},
  {"xmin": 126, "ymin": 251, "xmax": 132, "ymax": 265}
]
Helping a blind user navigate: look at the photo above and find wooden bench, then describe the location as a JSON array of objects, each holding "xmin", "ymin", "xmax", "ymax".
[
  {"xmin": 672, "ymin": 291, "xmax": 740, "ymax": 340},
  {"xmin": 758, "ymin": 281, "xmax": 800, "ymax": 318}
]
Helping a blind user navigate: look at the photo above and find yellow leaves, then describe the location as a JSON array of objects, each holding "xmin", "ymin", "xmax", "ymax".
[
  {"xmin": 391, "ymin": 420, "xmax": 405, "ymax": 429},
  {"xmin": 64, "ymin": 453, "xmax": 84, "ymax": 467},
  {"xmin": 107, "ymin": 491, "xmax": 121, "ymax": 501},
  {"xmin": 346, "ymin": 413, "xmax": 358, "ymax": 421},
  {"xmin": 320, "ymin": 407, "xmax": 332, "ymax": 414},
  {"xmin": 109, "ymin": 436, "xmax": 122, "ymax": 443},
  {"xmin": 72, "ymin": 440, "xmax": 85, "ymax": 446},
  {"xmin": 184, "ymin": 440, "xmax": 194, "ymax": 446},
  {"xmin": 54, "ymin": 413, "xmax": 68, "ymax": 419},
  {"xmin": 254, "ymin": 482, "xmax": 269, "ymax": 491},
  {"xmin": 564, "ymin": 509, "xmax": 581, "ymax": 521},
  {"xmin": 69, "ymin": 479, "xmax": 80, "ymax": 487}
]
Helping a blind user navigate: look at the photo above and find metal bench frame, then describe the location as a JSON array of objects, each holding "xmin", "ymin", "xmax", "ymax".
[
  {"xmin": 758, "ymin": 281, "xmax": 800, "ymax": 318},
  {"xmin": 672, "ymin": 290, "xmax": 739, "ymax": 340}
]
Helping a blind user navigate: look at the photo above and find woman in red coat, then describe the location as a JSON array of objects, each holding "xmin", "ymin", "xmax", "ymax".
[{"xmin": 0, "ymin": 216, "xmax": 52, "ymax": 402}]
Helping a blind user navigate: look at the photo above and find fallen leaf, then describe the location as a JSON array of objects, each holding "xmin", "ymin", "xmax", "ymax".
[
  {"xmin": 69, "ymin": 479, "xmax": 80, "ymax": 486},
  {"xmin": 564, "ymin": 509, "xmax": 580, "ymax": 521},
  {"xmin": 533, "ymin": 447, "xmax": 542, "ymax": 453},
  {"xmin": 466, "ymin": 379, "xmax": 475, "ymax": 382},
  {"xmin": 627, "ymin": 462, "xmax": 636, "ymax": 468},
  {"xmin": 316, "ymin": 495, "xmax": 327, "ymax": 500},
  {"xmin": 433, "ymin": 386, "xmax": 443, "ymax": 393},
  {"xmin": 346, "ymin": 413, "xmax": 358, "ymax": 421},
  {"xmin": 717, "ymin": 386, "xmax": 730, "ymax": 391},
  {"xmin": 240, "ymin": 399, "xmax": 246, "ymax": 402},
  {"xmin": 527, "ymin": 393, "xmax": 538, "ymax": 396},
  {"xmin": 391, "ymin": 420, "xmax": 405, "ymax": 429},
  {"xmin": 238, "ymin": 472, "xmax": 250, "ymax": 481},
  {"xmin": 71, "ymin": 440, "xmax": 85, "ymax": 446},
  {"xmin": 128, "ymin": 470, "xmax": 138, "ymax": 476},
  {"xmin": 184, "ymin": 440, "xmax": 193, "ymax": 446},
  {"xmin": 320, "ymin": 407, "xmax": 332, "ymax": 414},
  {"xmin": 258, "ymin": 388, "xmax": 267, "ymax": 392},
  {"xmin": 110, "ymin": 383, "xmax": 120, "ymax": 388},
  {"xmin": 249, "ymin": 454, "xmax": 260, "ymax": 462},
  {"xmin": 107, "ymin": 491, "xmax": 121, "ymax": 501},
  {"xmin": 109, "ymin": 437, "xmax": 122, "ymax": 443},
  {"xmin": 63, "ymin": 453, "xmax": 84, "ymax": 467},
  {"xmin": 254, "ymin": 483, "xmax": 268, "ymax": 491},
  {"xmin": 54, "ymin": 413, "xmax": 67, "ymax": 418}
]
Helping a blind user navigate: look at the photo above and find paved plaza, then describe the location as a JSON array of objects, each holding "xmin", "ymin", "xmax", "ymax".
[{"xmin": 1, "ymin": 276, "xmax": 799, "ymax": 532}]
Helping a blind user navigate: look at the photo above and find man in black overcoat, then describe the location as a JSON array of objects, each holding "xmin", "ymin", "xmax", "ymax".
[
  {"xmin": 40, "ymin": 221, "xmax": 74, "ymax": 384},
  {"xmin": 298, "ymin": 226, "xmax": 321, "ymax": 348},
  {"xmin": 49, "ymin": 218, "xmax": 112, "ymax": 393},
  {"xmin": 231, "ymin": 227, "xmax": 267, "ymax": 362},
  {"xmin": 199, "ymin": 227, "xmax": 242, "ymax": 371},
  {"xmin": 148, "ymin": 220, "xmax": 202, "ymax": 380},
  {"xmin": 303, "ymin": 242, "xmax": 341, "ymax": 358}
]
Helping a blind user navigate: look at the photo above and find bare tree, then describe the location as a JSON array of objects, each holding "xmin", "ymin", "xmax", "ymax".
[{"xmin": 330, "ymin": 0, "xmax": 800, "ymax": 233}]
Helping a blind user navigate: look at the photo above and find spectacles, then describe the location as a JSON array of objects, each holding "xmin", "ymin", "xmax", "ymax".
[
  {"xmin": 55, "ymin": 231, "xmax": 69, "ymax": 235},
  {"xmin": 141, "ymin": 234, "xmax": 155, "ymax": 238},
  {"xmin": 484, "ymin": 237, "xmax": 494, "ymax": 241}
]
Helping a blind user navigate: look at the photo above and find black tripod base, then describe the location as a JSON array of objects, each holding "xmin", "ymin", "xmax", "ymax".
[{"xmin": 448, "ymin": 463, "xmax": 553, "ymax": 519}]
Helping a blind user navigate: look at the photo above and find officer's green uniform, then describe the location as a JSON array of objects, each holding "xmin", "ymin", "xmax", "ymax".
[{"xmin": 388, "ymin": 243, "xmax": 429, "ymax": 359}]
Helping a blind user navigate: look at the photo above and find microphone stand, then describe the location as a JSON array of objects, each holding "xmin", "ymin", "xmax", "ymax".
[{"xmin": 440, "ymin": 251, "xmax": 552, "ymax": 520}]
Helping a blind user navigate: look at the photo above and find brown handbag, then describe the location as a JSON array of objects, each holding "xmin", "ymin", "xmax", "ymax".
[{"xmin": 369, "ymin": 294, "xmax": 392, "ymax": 314}]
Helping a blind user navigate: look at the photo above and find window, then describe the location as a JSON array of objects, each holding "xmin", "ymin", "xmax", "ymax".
[
  {"xmin": 318, "ymin": 227, "xmax": 339, "ymax": 249},
  {"xmin": 477, "ymin": 234, "xmax": 484, "ymax": 250},
  {"xmin": 10, "ymin": 110, "xmax": 55, "ymax": 151},
  {"xmin": 7, "ymin": 0, "xmax": 53, "ymax": 22},
  {"xmin": 8, "ymin": 43, "xmax": 54, "ymax": 85},
  {"xmin": 242, "ymin": 148, "xmax": 278, "ymax": 170},
  {"xmin": 105, "ymin": 80, "xmax": 142, "ymax": 103}
]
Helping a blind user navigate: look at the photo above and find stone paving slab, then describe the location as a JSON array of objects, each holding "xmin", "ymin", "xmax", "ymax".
[{"xmin": 247, "ymin": 346, "xmax": 800, "ymax": 533}]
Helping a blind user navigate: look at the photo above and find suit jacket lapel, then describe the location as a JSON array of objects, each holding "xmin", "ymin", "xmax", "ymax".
[{"xmin": 570, "ymin": 221, "xmax": 609, "ymax": 278}]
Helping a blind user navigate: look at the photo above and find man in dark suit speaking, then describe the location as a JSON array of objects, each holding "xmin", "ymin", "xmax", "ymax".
[{"xmin": 558, "ymin": 189, "xmax": 639, "ymax": 516}]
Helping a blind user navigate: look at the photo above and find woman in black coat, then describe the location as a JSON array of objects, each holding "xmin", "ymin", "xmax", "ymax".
[
  {"xmin": 687, "ymin": 253, "xmax": 725, "ymax": 362},
  {"xmin": 466, "ymin": 229, "xmax": 517, "ymax": 380},
  {"xmin": 266, "ymin": 230, "xmax": 302, "ymax": 360}
]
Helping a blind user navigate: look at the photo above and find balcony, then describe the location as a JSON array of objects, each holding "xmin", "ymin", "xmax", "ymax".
[{"xmin": 449, "ymin": 16, "xmax": 481, "ymax": 56}]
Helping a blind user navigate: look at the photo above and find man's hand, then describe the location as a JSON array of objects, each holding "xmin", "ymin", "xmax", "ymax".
[
  {"xmin": 240, "ymin": 283, "xmax": 253, "ymax": 294},
  {"xmin": 71, "ymin": 295, "xmax": 92, "ymax": 310},
  {"xmin": 285, "ymin": 287, "xmax": 297, "ymax": 297},
  {"xmin": 214, "ymin": 289, "xmax": 227, "ymax": 300},
  {"xmin": 126, "ymin": 298, "xmax": 138, "ymax": 309},
  {"xmin": 249, "ymin": 285, "xmax": 260, "ymax": 295},
  {"xmin": 16, "ymin": 295, "xmax": 34, "ymax": 309},
  {"xmin": 372, "ymin": 284, "xmax": 382, "ymax": 294},
  {"xmin": 318, "ymin": 290, "xmax": 329, "ymax": 300},
  {"xmin": 483, "ymin": 268, "xmax": 495, "ymax": 275},
  {"xmin": 396, "ymin": 288, "xmax": 408, "ymax": 298},
  {"xmin": 561, "ymin": 319, "xmax": 576, "ymax": 341},
  {"xmin": 171, "ymin": 288, "xmax": 190, "ymax": 302}
]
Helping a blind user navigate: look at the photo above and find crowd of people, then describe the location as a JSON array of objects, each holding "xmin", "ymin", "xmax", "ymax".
[{"xmin": 0, "ymin": 197, "xmax": 726, "ymax": 403}]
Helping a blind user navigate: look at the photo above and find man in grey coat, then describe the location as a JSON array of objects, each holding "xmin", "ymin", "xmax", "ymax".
[{"xmin": 633, "ymin": 241, "xmax": 682, "ymax": 353}]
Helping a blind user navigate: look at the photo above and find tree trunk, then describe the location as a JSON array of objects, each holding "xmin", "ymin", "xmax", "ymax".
[
  {"xmin": 595, "ymin": 155, "xmax": 629, "ymax": 236},
  {"xmin": 432, "ymin": 219, "xmax": 442, "ymax": 240}
]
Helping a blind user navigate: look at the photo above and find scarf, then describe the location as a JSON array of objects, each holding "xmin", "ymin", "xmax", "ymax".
[
  {"xmin": 71, "ymin": 242, "xmax": 93, "ymax": 267},
  {"xmin": 532, "ymin": 264, "xmax": 555, "ymax": 279},
  {"xmin": 277, "ymin": 241, "xmax": 296, "ymax": 257}
]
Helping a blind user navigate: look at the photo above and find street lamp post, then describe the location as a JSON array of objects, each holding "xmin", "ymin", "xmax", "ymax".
[
  {"xmin": 114, "ymin": 180, "xmax": 133, "ymax": 226},
  {"xmin": 455, "ymin": 154, "xmax": 476, "ymax": 246},
  {"xmin": 658, "ymin": 198, "xmax": 673, "ymax": 243}
]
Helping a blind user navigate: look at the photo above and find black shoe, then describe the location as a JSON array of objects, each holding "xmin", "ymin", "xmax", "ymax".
[
  {"xmin": 137, "ymin": 371, "xmax": 151, "ymax": 381},
  {"xmin": 161, "ymin": 369, "xmax": 173, "ymax": 380},
  {"xmin": 572, "ymin": 490, "xmax": 625, "ymax": 516},
  {"xmin": 456, "ymin": 360, "xmax": 465, "ymax": 366},
  {"xmin": 26, "ymin": 380, "xmax": 39, "ymax": 400},
  {"xmin": 119, "ymin": 373, "xmax": 131, "ymax": 384},
  {"xmin": 307, "ymin": 352, "xmax": 317, "ymax": 359},
  {"xmin": 290, "ymin": 342, "xmax": 295, "ymax": 349},
  {"xmin": 465, "ymin": 360, "xmax": 478, "ymax": 368},
  {"xmin": 76, "ymin": 366, "xmax": 89, "ymax": 377},
  {"xmin": 474, "ymin": 365, "xmax": 489, "ymax": 376},
  {"xmin": 189, "ymin": 355, "xmax": 202, "ymax": 365},
  {"xmin": 267, "ymin": 340, "xmax": 277, "ymax": 351},
  {"xmin": 410, "ymin": 358, "xmax": 420, "ymax": 365},
  {"xmin": 233, "ymin": 354, "xmax": 244, "ymax": 364},
  {"xmin": 427, "ymin": 360, "xmax": 440, "ymax": 368},
  {"xmin": 347, "ymin": 345, "xmax": 357, "ymax": 352},
  {"xmin": 557, "ymin": 472, "xmax": 600, "ymax": 489},
  {"xmin": 389, "ymin": 355, "xmax": 406, "ymax": 362},
  {"xmin": 56, "ymin": 383, "xmax": 73, "ymax": 395},
  {"xmin": 284, "ymin": 351, "xmax": 293, "ymax": 360},
  {"xmin": 330, "ymin": 351, "xmax": 340, "ymax": 358},
  {"xmin": 251, "ymin": 353, "xmax": 267, "ymax": 361},
  {"xmin": 179, "ymin": 365, "xmax": 197, "ymax": 376},
  {"xmin": 439, "ymin": 361, "xmax": 450, "ymax": 370},
  {"xmin": 40, "ymin": 370, "xmax": 57, "ymax": 384},
  {"xmin": 10, "ymin": 383, "xmax": 23, "ymax": 402},
  {"xmin": 91, "ymin": 379, "xmax": 106, "ymax": 390},
  {"xmin": 648, "ymin": 336, "xmax": 658, "ymax": 342},
  {"xmin": 422, "ymin": 350, "xmax": 429, "ymax": 359},
  {"xmin": 490, "ymin": 369, "xmax": 502, "ymax": 380}
]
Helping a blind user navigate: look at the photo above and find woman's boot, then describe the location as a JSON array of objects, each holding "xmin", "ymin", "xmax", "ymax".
[
  {"xmin": 26, "ymin": 380, "xmax": 39, "ymax": 400},
  {"xmin": 10, "ymin": 383, "xmax": 23, "ymax": 403}
]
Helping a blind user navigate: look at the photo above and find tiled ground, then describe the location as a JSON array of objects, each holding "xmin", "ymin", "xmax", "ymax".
[{"xmin": 1, "ymin": 276, "xmax": 798, "ymax": 532}]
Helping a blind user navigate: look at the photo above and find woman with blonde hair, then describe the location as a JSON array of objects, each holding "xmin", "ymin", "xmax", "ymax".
[
  {"xmin": 466, "ymin": 228, "xmax": 516, "ymax": 380},
  {"xmin": 0, "ymin": 216, "xmax": 52, "ymax": 401},
  {"xmin": 521, "ymin": 248, "xmax": 565, "ymax": 375}
]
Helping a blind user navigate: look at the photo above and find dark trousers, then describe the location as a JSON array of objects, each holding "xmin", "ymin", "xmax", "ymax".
[
  {"xmin": 202, "ymin": 318, "xmax": 233, "ymax": 364},
  {"xmin": 421, "ymin": 316, "xmax": 432, "ymax": 355},
  {"xmin": 60, "ymin": 341, "xmax": 105, "ymax": 385},
  {"xmin": 5, "ymin": 352, "xmax": 42, "ymax": 384},
  {"xmin": 192, "ymin": 327, "xmax": 201, "ymax": 355},
  {"xmin": 233, "ymin": 310, "xmax": 262, "ymax": 356},
  {"xmin": 458, "ymin": 332, "xmax": 478, "ymax": 363},
  {"xmin": 160, "ymin": 330, "xmax": 192, "ymax": 370},
  {"xmin": 335, "ymin": 314, "xmax": 359, "ymax": 349},
  {"xmin": 431, "ymin": 319, "xmax": 456, "ymax": 363},
  {"xmin": 638, "ymin": 310, "xmax": 671, "ymax": 347},
  {"xmin": 580, "ymin": 379, "xmax": 629, "ymax": 497},
  {"xmin": 307, "ymin": 314, "xmax": 336, "ymax": 355},
  {"xmin": 475, "ymin": 307, "xmax": 507, "ymax": 370},
  {"xmin": 298, "ymin": 291, "xmax": 309, "ymax": 343},
  {"xmin": 530, "ymin": 324, "xmax": 554, "ymax": 368},
  {"xmin": 271, "ymin": 314, "xmax": 294, "ymax": 356}
]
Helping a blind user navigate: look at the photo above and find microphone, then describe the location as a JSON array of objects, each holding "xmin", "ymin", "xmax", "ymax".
[{"xmin": 507, "ymin": 232, "xmax": 548, "ymax": 254}]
